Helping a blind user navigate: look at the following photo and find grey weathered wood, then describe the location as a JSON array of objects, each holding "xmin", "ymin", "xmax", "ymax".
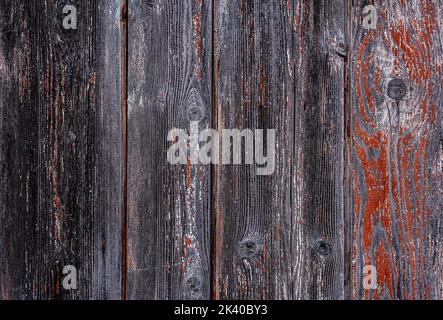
[
  {"xmin": 349, "ymin": 0, "xmax": 442, "ymax": 299},
  {"xmin": 0, "ymin": 0, "xmax": 122, "ymax": 299},
  {"xmin": 294, "ymin": 0, "xmax": 346, "ymax": 300},
  {"xmin": 213, "ymin": 0, "xmax": 345, "ymax": 299},
  {"xmin": 127, "ymin": 0, "xmax": 212, "ymax": 299},
  {"xmin": 0, "ymin": 0, "xmax": 440, "ymax": 301}
]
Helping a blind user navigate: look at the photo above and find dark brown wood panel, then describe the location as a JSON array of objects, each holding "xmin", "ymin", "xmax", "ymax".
[
  {"xmin": 213, "ymin": 0, "xmax": 346, "ymax": 299},
  {"xmin": 0, "ymin": 0, "xmax": 122, "ymax": 299},
  {"xmin": 127, "ymin": 0, "xmax": 213, "ymax": 299},
  {"xmin": 350, "ymin": 0, "xmax": 442, "ymax": 299}
]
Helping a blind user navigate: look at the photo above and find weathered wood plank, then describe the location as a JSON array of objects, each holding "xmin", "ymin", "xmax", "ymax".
[
  {"xmin": 127, "ymin": 0, "xmax": 212, "ymax": 299},
  {"xmin": 293, "ymin": 0, "xmax": 346, "ymax": 300},
  {"xmin": 0, "ymin": 0, "xmax": 122, "ymax": 299},
  {"xmin": 213, "ymin": 0, "xmax": 345, "ymax": 299},
  {"xmin": 212, "ymin": 0, "xmax": 295, "ymax": 299},
  {"xmin": 350, "ymin": 0, "xmax": 442, "ymax": 299},
  {"xmin": 0, "ymin": 0, "xmax": 440, "ymax": 302}
]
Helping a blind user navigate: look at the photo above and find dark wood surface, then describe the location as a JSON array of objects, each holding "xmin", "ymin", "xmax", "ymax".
[
  {"xmin": 0, "ymin": 0, "xmax": 122, "ymax": 299},
  {"xmin": 127, "ymin": 0, "xmax": 213, "ymax": 299},
  {"xmin": 0, "ymin": 0, "xmax": 441, "ymax": 300},
  {"xmin": 212, "ymin": 0, "xmax": 345, "ymax": 300}
]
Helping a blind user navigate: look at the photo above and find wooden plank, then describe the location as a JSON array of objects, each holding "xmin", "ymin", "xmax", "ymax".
[
  {"xmin": 0, "ymin": 0, "xmax": 440, "ymax": 302},
  {"xmin": 294, "ymin": 0, "xmax": 346, "ymax": 300},
  {"xmin": 127, "ymin": 0, "xmax": 212, "ymax": 299},
  {"xmin": 213, "ymin": 0, "xmax": 345, "ymax": 299},
  {"xmin": 350, "ymin": 0, "xmax": 442, "ymax": 299},
  {"xmin": 0, "ymin": 0, "xmax": 122, "ymax": 299}
]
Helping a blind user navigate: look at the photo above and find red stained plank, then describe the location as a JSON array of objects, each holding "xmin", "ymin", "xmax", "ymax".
[{"xmin": 350, "ymin": 0, "xmax": 442, "ymax": 299}]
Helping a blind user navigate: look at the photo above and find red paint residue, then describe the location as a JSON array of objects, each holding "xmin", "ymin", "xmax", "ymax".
[
  {"xmin": 193, "ymin": 1, "xmax": 203, "ymax": 79},
  {"xmin": 180, "ymin": 237, "xmax": 193, "ymax": 273},
  {"xmin": 186, "ymin": 158, "xmax": 191, "ymax": 191},
  {"xmin": 352, "ymin": 1, "xmax": 438, "ymax": 299}
]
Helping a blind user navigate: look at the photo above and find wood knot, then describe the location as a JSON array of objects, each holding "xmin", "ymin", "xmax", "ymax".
[
  {"xmin": 186, "ymin": 88, "xmax": 206, "ymax": 122},
  {"xmin": 238, "ymin": 238, "xmax": 262, "ymax": 260},
  {"xmin": 184, "ymin": 276, "xmax": 202, "ymax": 298},
  {"xmin": 334, "ymin": 43, "xmax": 347, "ymax": 58},
  {"xmin": 387, "ymin": 78, "xmax": 407, "ymax": 101},
  {"xmin": 187, "ymin": 106, "xmax": 205, "ymax": 122},
  {"xmin": 314, "ymin": 239, "xmax": 332, "ymax": 257}
]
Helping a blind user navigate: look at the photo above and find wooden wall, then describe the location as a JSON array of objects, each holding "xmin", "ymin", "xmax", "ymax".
[{"xmin": 0, "ymin": 0, "xmax": 441, "ymax": 300}]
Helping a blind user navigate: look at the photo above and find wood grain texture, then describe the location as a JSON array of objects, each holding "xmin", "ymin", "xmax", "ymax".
[
  {"xmin": 127, "ymin": 0, "xmax": 212, "ymax": 299},
  {"xmin": 213, "ymin": 0, "xmax": 345, "ymax": 299},
  {"xmin": 0, "ymin": 0, "xmax": 122, "ymax": 299},
  {"xmin": 350, "ymin": 0, "xmax": 442, "ymax": 299},
  {"xmin": 0, "ymin": 0, "xmax": 441, "ymax": 301},
  {"xmin": 293, "ymin": 0, "xmax": 346, "ymax": 300}
]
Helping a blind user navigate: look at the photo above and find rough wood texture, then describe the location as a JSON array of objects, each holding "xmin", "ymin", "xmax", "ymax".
[
  {"xmin": 350, "ymin": 0, "xmax": 442, "ymax": 299},
  {"xmin": 127, "ymin": 0, "xmax": 212, "ymax": 299},
  {"xmin": 0, "ymin": 0, "xmax": 441, "ymax": 301},
  {"xmin": 212, "ymin": 0, "xmax": 345, "ymax": 300},
  {"xmin": 0, "ymin": 0, "xmax": 122, "ymax": 299}
]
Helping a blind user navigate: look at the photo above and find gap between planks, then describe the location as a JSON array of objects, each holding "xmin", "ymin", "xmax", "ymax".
[{"xmin": 120, "ymin": 0, "xmax": 129, "ymax": 301}]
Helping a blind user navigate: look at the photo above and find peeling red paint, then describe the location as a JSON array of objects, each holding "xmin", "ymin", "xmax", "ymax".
[{"xmin": 353, "ymin": 1, "xmax": 438, "ymax": 299}]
